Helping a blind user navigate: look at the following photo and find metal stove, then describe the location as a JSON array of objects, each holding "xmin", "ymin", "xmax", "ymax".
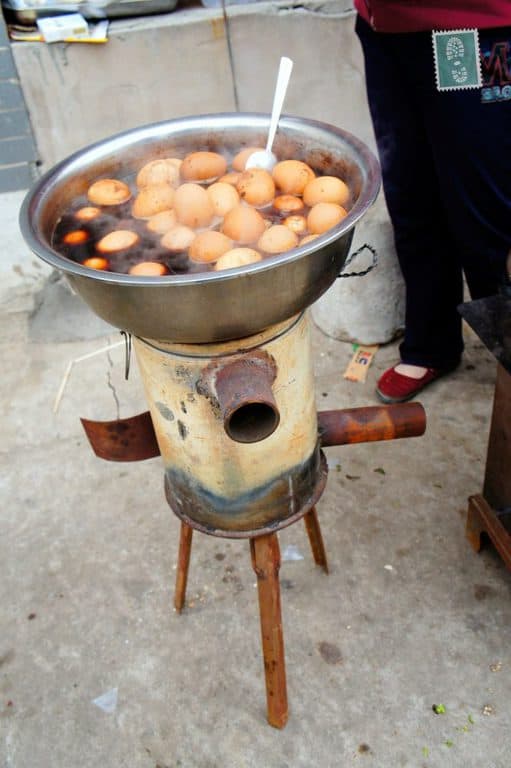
[{"xmin": 20, "ymin": 113, "xmax": 426, "ymax": 728}]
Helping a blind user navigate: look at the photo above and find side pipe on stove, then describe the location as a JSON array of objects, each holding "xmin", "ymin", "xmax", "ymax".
[
  {"xmin": 318, "ymin": 402, "xmax": 426, "ymax": 447},
  {"xmin": 212, "ymin": 352, "xmax": 280, "ymax": 444}
]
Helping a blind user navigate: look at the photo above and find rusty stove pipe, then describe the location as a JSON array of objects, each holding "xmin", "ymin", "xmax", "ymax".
[
  {"xmin": 201, "ymin": 351, "xmax": 280, "ymax": 444},
  {"xmin": 318, "ymin": 402, "xmax": 426, "ymax": 447}
]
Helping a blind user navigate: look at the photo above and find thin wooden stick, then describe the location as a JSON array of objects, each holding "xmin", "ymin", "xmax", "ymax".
[{"xmin": 53, "ymin": 339, "xmax": 124, "ymax": 413}]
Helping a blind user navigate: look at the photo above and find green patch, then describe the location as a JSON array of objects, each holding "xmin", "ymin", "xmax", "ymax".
[
  {"xmin": 433, "ymin": 29, "xmax": 481, "ymax": 90},
  {"xmin": 374, "ymin": 467, "xmax": 386, "ymax": 475},
  {"xmin": 432, "ymin": 703, "xmax": 446, "ymax": 714}
]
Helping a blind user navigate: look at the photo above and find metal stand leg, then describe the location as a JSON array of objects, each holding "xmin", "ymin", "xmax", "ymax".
[
  {"xmin": 174, "ymin": 522, "xmax": 193, "ymax": 613},
  {"xmin": 250, "ymin": 533, "xmax": 288, "ymax": 729},
  {"xmin": 304, "ymin": 506, "xmax": 329, "ymax": 573}
]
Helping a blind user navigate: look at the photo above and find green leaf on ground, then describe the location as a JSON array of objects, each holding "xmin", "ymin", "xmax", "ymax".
[{"xmin": 432, "ymin": 703, "xmax": 446, "ymax": 714}]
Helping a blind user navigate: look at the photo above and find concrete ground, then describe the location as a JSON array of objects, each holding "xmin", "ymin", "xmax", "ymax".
[{"xmin": 1, "ymin": 188, "xmax": 511, "ymax": 768}]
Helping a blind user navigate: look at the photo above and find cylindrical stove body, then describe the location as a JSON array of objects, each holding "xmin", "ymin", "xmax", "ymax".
[{"xmin": 133, "ymin": 312, "xmax": 320, "ymax": 536}]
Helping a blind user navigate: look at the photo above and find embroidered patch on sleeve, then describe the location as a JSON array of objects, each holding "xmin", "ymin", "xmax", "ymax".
[{"xmin": 432, "ymin": 29, "xmax": 482, "ymax": 91}]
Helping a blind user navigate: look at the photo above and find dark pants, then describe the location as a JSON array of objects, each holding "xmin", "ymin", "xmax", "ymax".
[{"xmin": 356, "ymin": 16, "xmax": 511, "ymax": 368}]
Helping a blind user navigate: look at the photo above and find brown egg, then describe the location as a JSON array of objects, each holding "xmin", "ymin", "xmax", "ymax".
[
  {"xmin": 218, "ymin": 171, "xmax": 241, "ymax": 186},
  {"xmin": 136, "ymin": 158, "xmax": 181, "ymax": 189},
  {"xmin": 63, "ymin": 230, "xmax": 89, "ymax": 245},
  {"xmin": 180, "ymin": 151, "xmax": 227, "ymax": 182},
  {"xmin": 300, "ymin": 234, "xmax": 320, "ymax": 245},
  {"xmin": 128, "ymin": 261, "xmax": 169, "ymax": 276},
  {"xmin": 214, "ymin": 248, "xmax": 262, "ymax": 271},
  {"xmin": 258, "ymin": 225, "xmax": 299, "ymax": 254},
  {"xmin": 307, "ymin": 202, "xmax": 348, "ymax": 234},
  {"xmin": 132, "ymin": 184, "xmax": 175, "ymax": 219},
  {"xmin": 74, "ymin": 206, "xmax": 101, "ymax": 221},
  {"xmin": 161, "ymin": 225, "xmax": 196, "ymax": 252},
  {"xmin": 272, "ymin": 161, "xmax": 315, "ymax": 195},
  {"xmin": 232, "ymin": 147, "xmax": 265, "ymax": 172},
  {"xmin": 173, "ymin": 183, "xmax": 214, "ymax": 228},
  {"xmin": 207, "ymin": 182, "xmax": 240, "ymax": 217},
  {"xmin": 87, "ymin": 179, "xmax": 132, "ymax": 206},
  {"xmin": 237, "ymin": 169, "xmax": 276, "ymax": 207},
  {"xmin": 146, "ymin": 209, "xmax": 177, "ymax": 234},
  {"xmin": 273, "ymin": 195, "xmax": 304, "ymax": 213},
  {"xmin": 222, "ymin": 205, "xmax": 267, "ymax": 244},
  {"xmin": 189, "ymin": 231, "xmax": 233, "ymax": 263},
  {"xmin": 83, "ymin": 256, "xmax": 109, "ymax": 270},
  {"xmin": 96, "ymin": 230, "xmax": 140, "ymax": 253},
  {"xmin": 283, "ymin": 215, "xmax": 307, "ymax": 235},
  {"xmin": 303, "ymin": 175, "xmax": 350, "ymax": 207}
]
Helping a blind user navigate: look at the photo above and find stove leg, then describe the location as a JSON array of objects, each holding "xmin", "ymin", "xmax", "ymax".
[
  {"xmin": 250, "ymin": 533, "xmax": 288, "ymax": 729},
  {"xmin": 174, "ymin": 522, "xmax": 193, "ymax": 613},
  {"xmin": 304, "ymin": 506, "xmax": 329, "ymax": 573}
]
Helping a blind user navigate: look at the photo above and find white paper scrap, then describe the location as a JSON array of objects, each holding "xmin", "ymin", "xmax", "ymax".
[
  {"xmin": 92, "ymin": 687, "xmax": 118, "ymax": 714},
  {"xmin": 282, "ymin": 544, "xmax": 304, "ymax": 562}
]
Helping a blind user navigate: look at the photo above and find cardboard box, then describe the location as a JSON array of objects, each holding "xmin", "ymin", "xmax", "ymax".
[{"xmin": 36, "ymin": 13, "xmax": 89, "ymax": 43}]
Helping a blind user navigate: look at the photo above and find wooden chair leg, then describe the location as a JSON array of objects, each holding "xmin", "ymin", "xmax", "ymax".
[
  {"xmin": 174, "ymin": 522, "xmax": 193, "ymax": 613},
  {"xmin": 304, "ymin": 506, "xmax": 329, "ymax": 573},
  {"xmin": 466, "ymin": 495, "xmax": 486, "ymax": 553},
  {"xmin": 250, "ymin": 533, "xmax": 288, "ymax": 729}
]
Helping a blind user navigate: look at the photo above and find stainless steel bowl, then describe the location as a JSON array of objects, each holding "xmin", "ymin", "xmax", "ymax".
[{"xmin": 20, "ymin": 113, "xmax": 380, "ymax": 342}]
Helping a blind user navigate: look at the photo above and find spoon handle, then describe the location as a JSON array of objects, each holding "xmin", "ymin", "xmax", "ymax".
[{"xmin": 265, "ymin": 56, "xmax": 294, "ymax": 153}]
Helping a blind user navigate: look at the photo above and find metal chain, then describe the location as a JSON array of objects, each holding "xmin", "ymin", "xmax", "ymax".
[{"xmin": 338, "ymin": 243, "xmax": 378, "ymax": 278}]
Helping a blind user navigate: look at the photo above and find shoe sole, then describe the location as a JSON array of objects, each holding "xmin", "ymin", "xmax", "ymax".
[{"xmin": 375, "ymin": 387, "xmax": 416, "ymax": 404}]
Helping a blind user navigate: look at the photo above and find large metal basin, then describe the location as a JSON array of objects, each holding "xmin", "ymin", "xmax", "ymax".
[{"xmin": 19, "ymin": 113, "xmax": 380, "ymax": 342}]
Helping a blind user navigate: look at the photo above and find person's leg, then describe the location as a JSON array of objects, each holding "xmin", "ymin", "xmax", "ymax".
[{"xmin": 356, "ymin": 17, "xmax": 464, "ymax": 372}]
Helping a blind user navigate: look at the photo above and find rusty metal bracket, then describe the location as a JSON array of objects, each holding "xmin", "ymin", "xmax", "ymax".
[{"xmin": 81, "ymin": 411, "xmax": 160, "ymax": 462}]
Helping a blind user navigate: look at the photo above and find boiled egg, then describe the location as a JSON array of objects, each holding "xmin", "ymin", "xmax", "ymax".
[
  {"xmin": 207, "ymin": 182, "xmax": 240, "ymax": 217},
  {"xmin": 272, "ymin": 160, "xmax": 315, "ymax": 195},
  {"xmin": 87, "ymin": 179, "xmax": 131, "ymax": 206},
  {"xmin": 303, "ymin": 175, "xmax": 350, "ymax": 207},
  {"xmin": 258, "ymin": 225, "xmax": 299, "ymax": 254},
  {"xmin": 237, "ymin": 169, "xmax": 275, "ymax": 208},
  {"xmin": 83, "ymin": 256, "xmax": 109, "ymax": 270},
  {"xmin": 128, "ymin": 261, "xmax": 169, "ymax": 276},
  {"xmin": 136, "ymin": 158, "xmax": 181, "ymax": 189},
  {"xmin": 174, "ymin": 183, "xmax": 214, "ymax": 228},
  {"xmin": 160, "ymin": 225, "xmax": 196, "ymax": 252},
  {"xmin": 96, "ymin": 230, "xmax": 140, "ymax": 253},
  {"xmin": 180, "ymin": 151, "xmax": 227, "ymax": 183},
  {"xmin": 214, "ymin": 247, "xmax": 262, "ymax": 271},
  {"xmin": 307, "ymin": 202, "xmax": 348, "ymax": 234},
  {"xmin": 146, "ymin": 210, "xmax": 177, "ymax": 234},
  {"xmin": 221, "ymin": 205, "xmax": 266, "ymax": 244},
  {"xmin": 188, "ymin": 231, "xmax": 233, "ymax": 263},
  {"xmin": 132, "ymin": 184, "xmax": 175, "ymax": 219}
]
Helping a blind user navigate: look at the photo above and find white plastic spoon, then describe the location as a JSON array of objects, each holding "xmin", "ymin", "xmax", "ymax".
[{"xmin": 245, "ymin": 56, "xmax": 294, "ymax": 171}]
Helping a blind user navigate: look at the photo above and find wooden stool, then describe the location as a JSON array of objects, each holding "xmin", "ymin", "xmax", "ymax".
[
  {"xmin": 173, "ymin": 506, "xmax": 328, "ymax": 729},
  {"xmin": 466, "ymin": 362, "xmax": 511, "ymax": 568},
  {"xmin": 459, "ymin": 295, "xmax": 511, "ymax": 567}
]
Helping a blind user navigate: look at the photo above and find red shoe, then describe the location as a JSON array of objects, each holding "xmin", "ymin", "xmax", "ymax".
[{"xmin": 376, "ymin": 365, "xmax": 444, "ymax": 404}]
